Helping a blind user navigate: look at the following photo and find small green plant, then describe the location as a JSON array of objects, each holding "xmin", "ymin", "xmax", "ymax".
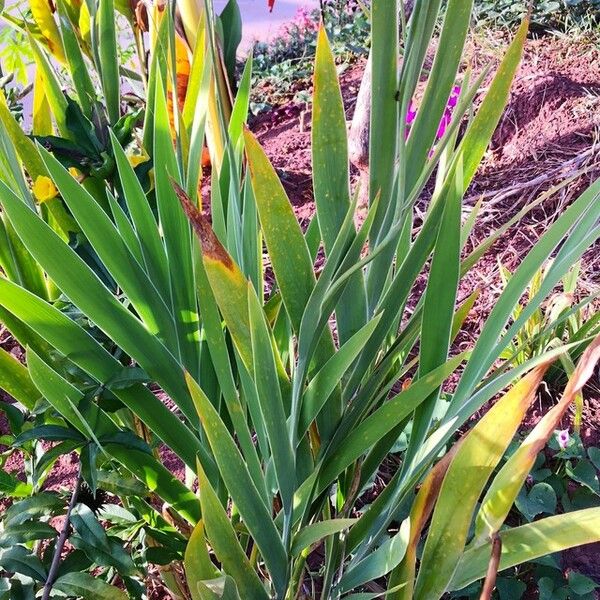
[
  {"xmin": 251, "ymin": 1, "xmax": 369, "ymax": 109},
  {"xmin": 0, "ymin": 486, "xmax": 192, "ymax": 599},
  {"xmin": 451, "ymin": 432, "xmax": 600, "ymax": 599},
  {"xmin": 473, "ymin": 0, "xmax": 600, "ymax": 30},
  {"xmin": 499, "ymin": 260, "xmax": 600, "ymax": 430}
]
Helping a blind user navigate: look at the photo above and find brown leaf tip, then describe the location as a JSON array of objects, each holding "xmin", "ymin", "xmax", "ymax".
[{"xmin": 169, "ymin": 177, "xmax": 234, "ymax": 270}]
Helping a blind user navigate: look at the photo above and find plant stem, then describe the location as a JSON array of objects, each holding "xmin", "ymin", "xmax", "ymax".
[
  {"xmin": 134, "ymin": 27, "xmax": 148, "ymax": 91},
  {"xmin": 479, "ymin": 534, "xmax": 502, "ymax": 600},
  {"xmin": 287, "ymin": 547, "xmax": 309, "ymax": 600},
  {"xmin": 41, "ymin": 462, "xmax": 83, "ymax": 600}
]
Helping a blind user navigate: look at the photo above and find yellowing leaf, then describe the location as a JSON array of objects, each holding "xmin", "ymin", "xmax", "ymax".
[
  {"xmin": 29, "ymin": 0, "xmax": 66, "ymax": 63},
  {"xmin": 474, "ymin": 334, "xmax": 600, "ymax": 545},
  {"xmin": 171, "ymin": 179, "xmax": 253, "ymax": 367},
  {"xmin": 78, "ymin": 2, "xmax": 91, "ymax": 47},
  {"xmin": 32, "ymin": 68, "xmax": 53, "ymax": 136},
  {"xmin": 414, "ymin": 363, "xmax": 550, "ymax": 600}
]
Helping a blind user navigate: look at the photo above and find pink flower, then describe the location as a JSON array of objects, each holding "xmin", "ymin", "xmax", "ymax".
[
  {"xmin": 405, "ymin": 84, "xmax": 462, "ymax": 146},
  {"xmin": 436, "ymin": 110, "xmax": 451, "ymax": 139},
  {"xmin": 447, "ymin": 85, "xmax": 461, "ymax": 109},
  {"xmin": 556, "ymin": 429, "xmax": 570, "ymax": 450}
]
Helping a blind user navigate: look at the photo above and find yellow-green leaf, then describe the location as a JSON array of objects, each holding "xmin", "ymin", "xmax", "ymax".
[{"xmin": 414, "ymin": 363, "xmax": 550, "ymax": 600}]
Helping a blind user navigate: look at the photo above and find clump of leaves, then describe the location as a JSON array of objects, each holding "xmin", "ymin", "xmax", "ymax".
[
  {"xmin": 499, "ymin": 260, "xmax": 600, "ymax": 430},
  {"xmin": 250, "ymin": 1, "xmax": 369, "ymax": 110},
  {"xmin": 1, "ymin": 1, "xmax": 600, "ymax": 599},
  {"xmin": 473, "ymin": 0, "xmax": 600, "ymax": 31},
  {"xmin": 452, "ymin": 432, "xmax": 600, "ymax": 600}
]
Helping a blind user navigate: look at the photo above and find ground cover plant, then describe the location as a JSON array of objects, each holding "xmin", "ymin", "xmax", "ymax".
[
  {"xmin": 250, "ymin": 0, "xmax": 370, "ymax": 110},
  {"xmin": 0, "ymin": 0, "xmax": 599, "ymax": 599},
  {"xmin": 473, "ymin": 0, "xmax": 600, "ymax": 30}
]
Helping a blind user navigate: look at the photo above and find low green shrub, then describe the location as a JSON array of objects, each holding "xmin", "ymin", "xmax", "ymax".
[{"xmin": 473, "ymin": 0, "xmax": 600, "ymax": 30}]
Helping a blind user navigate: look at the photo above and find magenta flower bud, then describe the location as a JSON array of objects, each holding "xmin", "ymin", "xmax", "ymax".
[{"xmin": 406, "ymin": 102, "xmax": 417, "ymax": 125}]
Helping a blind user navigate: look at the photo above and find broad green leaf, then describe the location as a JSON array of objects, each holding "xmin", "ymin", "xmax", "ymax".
[
  {"xmin": 515, "ymin": 483, "xmax": 557, "ymax": 521},
  {"xmin": 195, "ymin": 463, "xmax": 269, "ymax": 600},
  {"xmin": 70, "ymin": 534, "xmax": 137, "ymax": 574},
  {"xmin": 369, "ymin": 0, "xmax": 398, "ymax": 228},
  {"xmin": 13, "ymin": 424, "xmax": 85, "ymax": 446},
  {"xmin": 243, "ymin": 128, "xmax": 315, "ymax": 333},
  {"xmin": 291, "ymin": 519, "xmax": 357, "ymax": 556},
  {"xmin": 312, "ymin": 25, "xmax": 351, "ymax": 254},
  {"xmin": 568, "ymin": 459, "xmax": 600, "ymax": 495},
  {"xmin": 54, "ymin": 572, "xmax": 128, "ymax": 600},
  {"xmin": 589, "ymin": 447, "xmax": 600, "ymax": 471},
  {"xmin": 450, "ymin": 508, "xmax": 600, "ymax": 591},
  {"xmin": 71, "ymin": 504, "xmax": 137, "ymax": 575},
  {"xmin": 97, "ymin": 0, "xmax": 120, "ymax": 124},
  {"xmin": 0, "ymin": 522, "xmax": 57, "ymax": 548},
  {"xmin": 568, "ymin": 571, "xmax": 598, "ymax": 595},
  {"xmin": 71, "ymin": 503, "xmax": 112, "ymax": 553},
  {"xmin": 0, "ymin": 546, "xmax": 47, "ymax": 581},
  {"xmin": 0, "ymin": 346, "xmax": 40, "ymax": 409},
  {"xmin": 312, "ymin": 25, "xmax": 366, "ymax": 345},
  {"xmin": 186, "ymin": 372, "xmax": 288, "ymax": 595},
  {"xmin": 363, "ymin": 0, "xmax": 399, "ymax": 308},
  {"xmin": 4, "ymin": 492, "xmax": 63, "ymax": 526},
  {"xmin": 247, "ymin": 283, "xmax": 295, "ymax": 519},
  {"xmin": 408, "ymin": 160, "xmax": 461, "ymax": 459},
  {"xmin": 185, "ymin": 520, "xmax": 220, "ymax": 600},
  {"xmin": 414, "ymin": 364, "xmax": 550, "ymax": 600}
]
